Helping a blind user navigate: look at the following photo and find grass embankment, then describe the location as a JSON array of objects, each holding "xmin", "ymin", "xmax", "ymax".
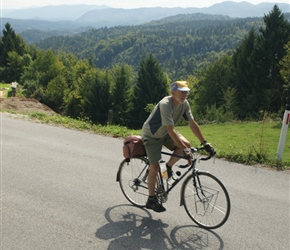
[
  {"xmin": 27, "ymin": 113, "xmax": 290, "ymax": 170},
  {"xmin": 0, "ymin": 83, "xmax": 10, "ymax": 97}
]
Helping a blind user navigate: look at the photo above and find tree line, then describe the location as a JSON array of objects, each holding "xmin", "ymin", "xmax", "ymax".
[
  {"xmin": 0, "ymin": 5, "xmax": 289, "ymax": 129},
  {"xmin": 36, "ymin": 13, "xmax": 264, "ymax": 80}
]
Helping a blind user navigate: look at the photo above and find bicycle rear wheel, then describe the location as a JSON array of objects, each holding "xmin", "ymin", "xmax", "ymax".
[
  {"xmin": 117, "ymin": 156, "xmax": 150, "ymax": 207},
  {"xmin": 181, "ymin": 172, "xmax": 230, "ymax": 229}
]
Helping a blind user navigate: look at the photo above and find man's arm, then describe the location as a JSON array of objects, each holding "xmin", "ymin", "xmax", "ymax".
[
  {"xmin": 166, "ymin": 125, "xmax": 188, "ymax": 150},
  {"xmin": 188, "ymin": 120, "xmax": 206, "ymax": 144}
]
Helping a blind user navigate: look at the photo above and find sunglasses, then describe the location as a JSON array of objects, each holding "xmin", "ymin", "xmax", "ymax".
[{"xmin": 178, "ymin": 91, "xmax": 189, "ymax": 95}]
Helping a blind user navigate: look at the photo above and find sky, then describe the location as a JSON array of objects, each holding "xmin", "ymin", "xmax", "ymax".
[{"xmin": 1, "ymin": 0, "xmax": 290, "ymax": 10}]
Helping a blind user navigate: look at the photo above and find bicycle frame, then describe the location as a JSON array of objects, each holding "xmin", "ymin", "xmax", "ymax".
[
  {"xmin": 159, "ymin": 150, "xmax": 197, "ymax": 194},
  {"xmin": 159, "ymin": 150, "xmax": 212, "ymax": 207}
]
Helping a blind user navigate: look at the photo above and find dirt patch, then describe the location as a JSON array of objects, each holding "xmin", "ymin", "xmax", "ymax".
[{"xmin": 0, "ymin": 97, "xmax": 56, "ymax": 115}]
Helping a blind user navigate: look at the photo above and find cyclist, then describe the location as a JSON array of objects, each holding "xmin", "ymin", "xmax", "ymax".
[{"xmin": 141, "ymin": 81, "xmax": 215, "ymax": 212}]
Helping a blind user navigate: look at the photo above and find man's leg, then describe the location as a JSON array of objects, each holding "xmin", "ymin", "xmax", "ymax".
[
  {"xmin": 147, "ymin": 162, "xmax": 159, "ymax": 196},
  {"xmin": 143, "ymin": 138, "xmax": 166, "ymax": 212},
  {"xmin": 166, "ymin": 135, "xmax": 191, "ymax": 172},
  {"xmin": 146, "ymin": 161, "xmax": 166, "ymax": 212}
]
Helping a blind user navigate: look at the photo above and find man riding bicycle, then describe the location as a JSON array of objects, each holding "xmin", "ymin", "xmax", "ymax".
[{"xmin": 141, "ymin": 81, "xmax": 215, "ymax": 212}]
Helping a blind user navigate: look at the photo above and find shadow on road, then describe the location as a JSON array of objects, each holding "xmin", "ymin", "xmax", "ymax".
[{"xmin": 95, "ymin": 204, "xmax": 224, "ymax": 249}]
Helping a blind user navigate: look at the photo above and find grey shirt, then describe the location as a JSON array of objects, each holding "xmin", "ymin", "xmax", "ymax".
[{"xmin": 142, "ymin": 96, "xmax": 194, "ymax": 139}]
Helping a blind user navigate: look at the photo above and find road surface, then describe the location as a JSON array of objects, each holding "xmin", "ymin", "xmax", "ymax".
[{"xmin": 1, "ymin": 114, "xmax": 289, "ymax": 249}]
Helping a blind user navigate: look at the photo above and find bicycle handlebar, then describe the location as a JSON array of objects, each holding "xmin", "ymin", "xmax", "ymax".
[
  {"xmin": 177, "ymin": 147, "xmax": 215, "ymax": 168},
  {"xmin": 161, "ymin": 146, "xmax": 215, "ymax": 164},
  {"xmin": 191, "ymin": 147, "xmax": 216, "ymax": 161},
  {"xmin": 199, "ymin": 154, "xmax": 213, "ymax": 161}
]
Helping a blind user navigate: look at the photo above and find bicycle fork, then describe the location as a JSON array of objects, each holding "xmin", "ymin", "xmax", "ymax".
[
  {"xmin": 193, "ymin": 172, "xmax": 210, "ymax": 203},
  {"xmin": 180, "ymin": 168, "xmax": 206, "ymax": 206}
]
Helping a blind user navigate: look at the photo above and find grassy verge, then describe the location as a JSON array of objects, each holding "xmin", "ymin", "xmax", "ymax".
[
  {"xmin": 176, "ymin": 121, "xmax": 290, "ymax": 170},
  {"xmin": 5, "ymin": 111, "xmax": 290, "ymax": 170},
  {"xmin": 0, "ymin": 83, "xmax": 11, "ymax": 97}
]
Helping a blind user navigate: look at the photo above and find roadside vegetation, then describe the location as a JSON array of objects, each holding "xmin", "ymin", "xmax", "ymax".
[
  {"xmin": 0, "ymin": 83, "xmax": 11, "ymax": 97},
  {"xmin": 0, "ymin": 83, "xmax": 24, "ymax": 97},
  {"xmin": 8, "ymin": 111, "xmax": 288, "ymax": 170},
  {"xmin": 1, "ymin": 5, "xmax": 289, "ymax": 170}
]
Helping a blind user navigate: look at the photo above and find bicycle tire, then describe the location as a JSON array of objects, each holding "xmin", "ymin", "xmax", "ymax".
[
  {"xmin": 181, "ymin": 171, "xmax": 230, "ymax": 229},
  {"xmin": 117, "ymin": 156, "xmax": 153, "ymax": 207}
]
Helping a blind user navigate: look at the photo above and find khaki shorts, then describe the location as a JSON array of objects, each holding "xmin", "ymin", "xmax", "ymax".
[{"xmin": 143, "ymin": 133, "xmax": 181, "ymax": 165}]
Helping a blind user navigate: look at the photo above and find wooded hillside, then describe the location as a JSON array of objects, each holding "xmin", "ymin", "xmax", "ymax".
[
  {"xmin": 1, "ymin": 6, "xmax": 289, "ymax": 129},
  {"xmin": 36, "ymin": 14, "xmax": 263, "ymax": 80}
]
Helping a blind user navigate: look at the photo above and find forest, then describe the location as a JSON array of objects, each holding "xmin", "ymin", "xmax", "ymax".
[
  {"xmin": 36, "ymin": 13, "xmax": 262, "ymax": 80},
  {"xmin": 0, "ymin": 5, "xmax": 290, "ymax": 129}
]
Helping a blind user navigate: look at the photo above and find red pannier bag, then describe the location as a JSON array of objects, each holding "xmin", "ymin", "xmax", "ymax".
[{"xmin": 123, "ymin": 135, "xmax": 146, "ymax": 160}]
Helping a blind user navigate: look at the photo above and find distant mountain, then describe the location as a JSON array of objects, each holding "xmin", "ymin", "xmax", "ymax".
[
  {"xmin": 206, "ymin": 1, "xmax": 290, "ymax": 17},
  {"xmin": 77, "ymin": 2, "xmax": 290, "ymax": 24},
  {"xmin": 1, "ymin": 1, "xmax": 289, "ymax": 43},
  {"xmin": 76, "ymin": 7, "xmax": 199, "ymax": 24},
  {"xmin": 2, "ymin": 1, "xmax": 290, "ymax": 22},
  {"xmin": 2, "ymin": 4, "xmax": 109, "ymax": 21}
]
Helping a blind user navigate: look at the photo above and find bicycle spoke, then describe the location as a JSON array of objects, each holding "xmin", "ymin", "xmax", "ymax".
[{"xmin": 118, "ymin": 157, "xmax": 149, "ymax": 207}]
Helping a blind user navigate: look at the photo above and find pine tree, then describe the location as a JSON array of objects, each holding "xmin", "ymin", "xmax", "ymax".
[
  {"xmin": 254, "ymin": 5, "xmax": 290, "ymax": 112},
  {"xmin": 0, "ymin": 23, "xmax": 26, "ymax": 81},
  {"xmin": 231, "ymin": 5, "xmax": 290, "ymax": 118},
  {"xmin": 111, "ymin": 64, "xmax": 133, "ymax": 126},
  {"xmin": 131, "ymin": 54, "xmax": 169, "ymax": 129},
  {"xmin": 81, "ymin": 69, "xmax": 111, "ymax": 124},
  {"xmin": 232, "ymin": 28, "xmax": 259, "ymax": 118}
]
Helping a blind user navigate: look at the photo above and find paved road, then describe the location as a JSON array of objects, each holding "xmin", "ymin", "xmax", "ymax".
[{"xmin": 1, "ymin": 114, "xmax": 289, "ymax": 249}]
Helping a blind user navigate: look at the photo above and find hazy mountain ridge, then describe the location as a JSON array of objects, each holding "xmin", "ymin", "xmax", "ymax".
[
  {"xmin": 2, "ymin": 5, "xmax": 109, "ymax": 21},
  {"xmin": 2, "ymin": 1, "xmax": 289, "ymax": 44},
  {"xmin": 3, "ymin": 1, "xmax": 290, "ymax": 22}
]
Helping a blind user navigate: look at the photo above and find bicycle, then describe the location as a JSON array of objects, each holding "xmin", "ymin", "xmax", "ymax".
[{"xmin": 116, "ymin": 147, "xmax": 231, "ymax": 229}]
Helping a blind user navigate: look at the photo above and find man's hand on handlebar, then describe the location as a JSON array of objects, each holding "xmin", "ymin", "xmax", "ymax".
[
  {"xmin": 183, "ymin": 148, "xmax": 193, "ymax": 164},
  {"xmin": 203, "ymin": 143, "xmax": 216, "ymax": 156},
  {"xmin": 183, "ymin": 144, "xmax": 215, "ymax": 163}
]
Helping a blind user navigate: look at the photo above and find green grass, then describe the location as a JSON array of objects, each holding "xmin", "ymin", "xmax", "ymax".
[
  {"xmin": 176, "ymin": 120, "xmax": 290, "ymax": 169},
  {"xmin": 0, "ymin": 83, "xmax": 11, "ymax": 97},
  {"xmin": 4, "ymin": 111, "xmax": 290, "ymax": 170},
  {"xmin": 28, "ymin": 113, "xmax": 139, "ymax": 138}
]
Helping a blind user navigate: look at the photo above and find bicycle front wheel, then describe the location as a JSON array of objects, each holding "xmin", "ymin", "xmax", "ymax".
[
  {"xmin": 181, "ymin": 172, "xmax": 230, "ymax": 229},
  {"xmin": 117, "ymin": 156, "xmax": 150, "ymax": 207}
]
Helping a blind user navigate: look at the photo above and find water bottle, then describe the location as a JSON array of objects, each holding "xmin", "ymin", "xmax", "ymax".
[
  {"xmin": 168, "ymin": 171, "xmax": 181, "ymax": 186},
  {"xmin": 160, "ymin": 160, "xmax": 168, "ymax": 179}
]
